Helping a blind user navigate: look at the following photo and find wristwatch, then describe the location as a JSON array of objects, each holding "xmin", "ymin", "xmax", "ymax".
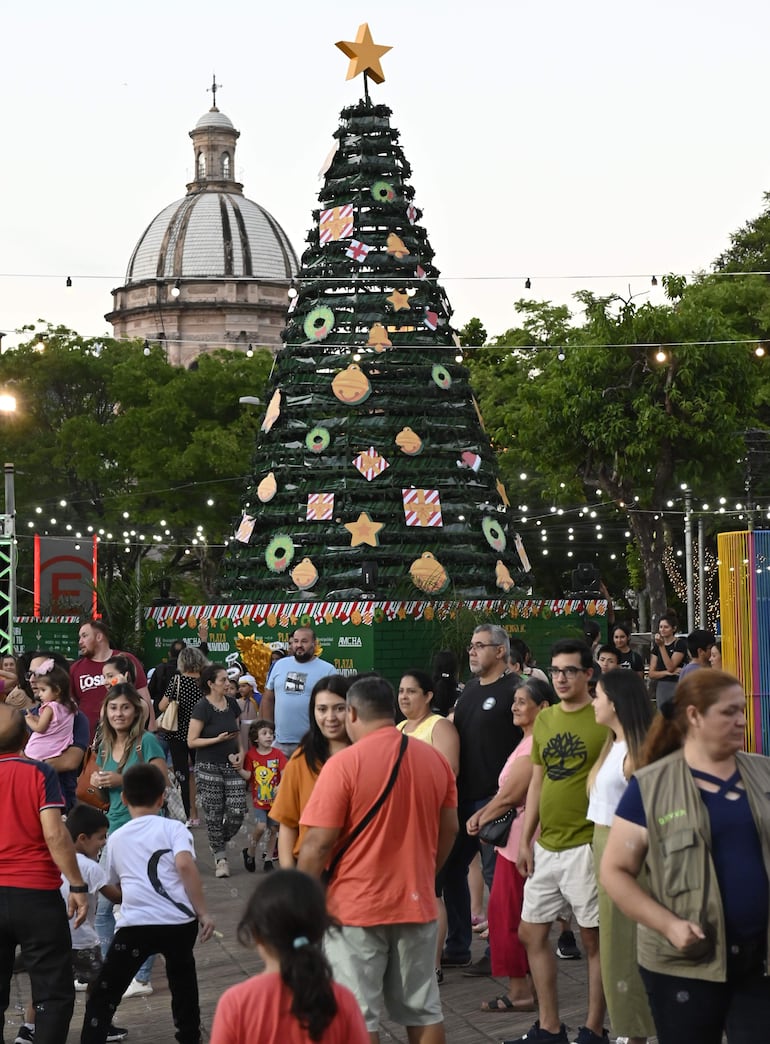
[{"xmin": 69, "ymin": 884, "xmax": 89, "ymax": 893}]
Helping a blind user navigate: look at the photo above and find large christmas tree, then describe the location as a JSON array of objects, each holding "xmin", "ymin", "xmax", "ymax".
[{"xmin": 223, "ymin": 25, "xmax": 531, "ymax": 602}]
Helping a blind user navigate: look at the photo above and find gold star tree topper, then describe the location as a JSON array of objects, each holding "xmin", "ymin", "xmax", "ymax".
[{"xmin": 336, "ymin": 23, "xmax": 392, "ymax": 85}]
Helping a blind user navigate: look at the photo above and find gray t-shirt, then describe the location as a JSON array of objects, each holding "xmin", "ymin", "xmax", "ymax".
[{"xmin": 266, "ymin": 657, "xmax": 338, "ymax": 744}]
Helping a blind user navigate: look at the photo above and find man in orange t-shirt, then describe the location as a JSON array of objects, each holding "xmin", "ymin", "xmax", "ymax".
[{"xmin": 299, "ymin": 675, "xmax": 458, "ymax": 1044}]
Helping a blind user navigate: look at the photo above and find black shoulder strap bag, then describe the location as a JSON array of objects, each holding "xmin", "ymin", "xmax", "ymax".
[{"xmin": 323, "ymin": 731, "xmax": 409, "ymax": 885}]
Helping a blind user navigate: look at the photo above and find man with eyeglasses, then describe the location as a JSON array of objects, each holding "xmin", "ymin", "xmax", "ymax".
[
  {"xmin": 510, "ymin": 639, "xmax": 610, "ymax": 1044},
  {"xmin": 440, "ymin": 624, "xmax": 522, "ymax": 973}
]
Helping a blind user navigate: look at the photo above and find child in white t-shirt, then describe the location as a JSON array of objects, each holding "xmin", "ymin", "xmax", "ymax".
[{"xmin": 80, "ymin": 763, "xmax": 215, "ymax": 1044}]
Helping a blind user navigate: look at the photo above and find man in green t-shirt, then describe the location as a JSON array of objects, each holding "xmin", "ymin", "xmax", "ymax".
[{"xmin": 511, "ymin": 639, "xmax": 609, "ymax": 1044}]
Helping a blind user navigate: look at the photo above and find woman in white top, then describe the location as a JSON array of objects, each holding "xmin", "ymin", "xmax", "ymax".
[{"xmin": 588, "ymin": 670, "xmax": 655, "ymax": 1044}]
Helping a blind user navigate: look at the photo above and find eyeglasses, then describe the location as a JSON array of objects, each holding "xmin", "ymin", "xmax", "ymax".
[
  {"xmin": 547, "ymin": 666, "xmax": 585, "ymax": 680},
  {"xmin": 467, "ymin": 642, "xmax": 502, "ymax": 653}
]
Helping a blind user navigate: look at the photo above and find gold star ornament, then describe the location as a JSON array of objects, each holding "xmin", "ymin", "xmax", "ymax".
[
  {"xmin": 344, "ymin": 512, "xmax": 385, "ymax": 547},
  {"xmin": 336, "ymin": 23, "xmax": 392, "ymax": 85},
  {"xmin": 387, "ymin": 289, "xmax": 411, "ymax": 311}
]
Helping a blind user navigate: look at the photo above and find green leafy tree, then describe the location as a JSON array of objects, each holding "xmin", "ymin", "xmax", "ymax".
[
  {"xmin": 459, "ymin": 317, "xmax": 487, "ymax": 347},
  {"xmin": 469, "ymin": 283, "xmax": 770, "ymax": 622},
  {"xmin": 714, "ymin": 192, "xmax": 770, "ymax": 274},
  {"xmin": 224, "ymin": 99, "xmax": 528, "ymax": 601},
  {"xmin": 0, "ymin": 325, "xmax": 272, "ymax": 609}
]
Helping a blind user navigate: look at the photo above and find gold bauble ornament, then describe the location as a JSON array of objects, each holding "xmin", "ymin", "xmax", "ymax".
[
  {"xmin": 395, "ymin": 426, "xmax": 423, "ymax": 455},
  {"xmin": 409, "ymin": 552, "xmax": 449, "ymax": 594},
  {"xmin": 291, "ymin": 557, "xmax": 319, "ymax": 591},
  {"xmin": 332, "ymin": 363, "xmax": 371, "ymax": 405}
]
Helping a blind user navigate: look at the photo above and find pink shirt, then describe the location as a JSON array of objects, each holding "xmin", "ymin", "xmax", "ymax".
[
  {"xmin": 496, "ymin": 734, "xmax": 533, "ymax": 863},
  {"xmin": 24, "ymin": 701, "xmax": 75, "ymax": 760}
]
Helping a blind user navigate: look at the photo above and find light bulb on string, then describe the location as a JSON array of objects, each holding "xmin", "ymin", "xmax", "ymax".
[
  {"xmin": 246, "ymin": 344, "xmax": 254, "ymax": 358},
  {"xmin": 755, "ymin": 343, "xmax": 766, "ymax": 357},
  {"xmin": 143, "ymin": 339, "xmax": 151, "ymax": 356},
  {"xmin": 287, "ymin": 281, "xmax": 298, "ymax": 299},
  {"xmin": 171, "ymin": 279, "xmax": 181, "ymax": 298},
  {"xmin": 524, "ymin": 277, "xmax": 531, "ymax": 289},
  {"xmin": 66, "ymin": 276, "xmax": 72, "ymax": 288},
  {"xmin": 655, "ymin": 347, "xmax": 668, "ymax": 363},
  {"xmin": 651, "ymin": 275, "xmax": 658, "ymax": 286}
]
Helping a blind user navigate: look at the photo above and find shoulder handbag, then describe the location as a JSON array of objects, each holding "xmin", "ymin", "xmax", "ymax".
[
  {"xmin": 163, "ymin": 774, "xmax": 187, "ymax": 822},
  {"xmin": 76, "ymin": 742, "xmax": 110, "ymax": 812},
  {"xmin": 323, "ymin": 732, "xmax": 409, "ymax": 885},
  {"xmin": 156, "ymin": 676, "xmax": 180, "ymax": 733},
  {"xmin": 478, "ymin": 806, "xmax": 516, "ymax": 847}
]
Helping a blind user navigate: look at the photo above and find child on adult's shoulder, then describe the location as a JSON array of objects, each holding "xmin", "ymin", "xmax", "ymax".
[
  {"xmin": 14, "ymin": 803, "xmax": 127, "ymax": 1044},
  {"xmin": 80, "ymin": 763, "xmax": 214, "ymax": 1044},
  {"xmin": 23, "ymin": 662, "xmax": 77, "ymax": 760},
  {"xmin": 238, "ymin": 720, "xmax": 287, "ymax": 874},
  {"xmin": 210, "ymin": 869, "xmax": 369, "ymax": 1044}
]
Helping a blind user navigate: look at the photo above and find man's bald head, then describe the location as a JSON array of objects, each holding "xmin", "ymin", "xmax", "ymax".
[{"xmin": 0, "ymin": 704, "xmax": 28, "ymax": 754}]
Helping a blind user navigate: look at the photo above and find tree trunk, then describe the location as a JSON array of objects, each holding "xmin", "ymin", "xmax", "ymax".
[{"xmin": 628, "ymin": 508, "xmax": 667, "ymax": 625}]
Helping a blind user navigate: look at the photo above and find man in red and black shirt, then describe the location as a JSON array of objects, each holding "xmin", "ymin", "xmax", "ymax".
[
  {"xmin": 0, "ymin": 704, "xmax": 88, "ymax": 1044},
  {"xmin": 69, "ymin": 620, "xmax": 152, "ymax": 737}
]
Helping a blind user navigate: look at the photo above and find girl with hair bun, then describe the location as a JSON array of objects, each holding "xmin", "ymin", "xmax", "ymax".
[{"xmin": 210, "ymin": 869, "xmax": 368, "ymax": 1043}]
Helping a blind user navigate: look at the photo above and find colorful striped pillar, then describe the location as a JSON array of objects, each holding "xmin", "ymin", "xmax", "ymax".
[{"xmin": 717, "ymin": 530, "xmax": 770, "ymax": 753}]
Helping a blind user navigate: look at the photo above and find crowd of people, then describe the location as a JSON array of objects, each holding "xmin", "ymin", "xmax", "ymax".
[{"xmin": 0, "ymin": 612, "xmax": 766, "ymax": 1044}]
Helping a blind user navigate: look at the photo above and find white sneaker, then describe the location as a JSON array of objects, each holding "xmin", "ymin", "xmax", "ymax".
[
  {"xmin": 215, "ymin": 857, "xmax": 230, "ymax": 878},
  {"xmin": 122, "ymin": 977, "xmax": 153, "ymax": 998},
  {"xmin": 74, "ymin": 978, "xmax": 89, "ymax": 992}
]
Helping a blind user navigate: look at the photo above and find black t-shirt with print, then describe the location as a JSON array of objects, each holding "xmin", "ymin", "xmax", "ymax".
[{"xmin": 454, "ymin": 673, "xmax": 522, "ymax": 803}]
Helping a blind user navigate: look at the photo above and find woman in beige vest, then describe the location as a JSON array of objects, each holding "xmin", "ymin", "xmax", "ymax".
[{"xmin": 601, "ymin": 670, "xmax": 770, "ymax": 1044}]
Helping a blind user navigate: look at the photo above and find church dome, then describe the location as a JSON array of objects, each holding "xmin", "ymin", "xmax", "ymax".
[
  {"xmin": 107, "ymin": 94, "xmax": 297, "ymax": 363},
  {"xmin": 123, "ymin": 103, "xmax": 298, "ymax": 286},
  {"xmin": 195, "ymin": 108, "xmax": 235, "ymax": 130},
  {"xmin": 125, "ymin": 192, "xmax": 297, "ymax": 283}
]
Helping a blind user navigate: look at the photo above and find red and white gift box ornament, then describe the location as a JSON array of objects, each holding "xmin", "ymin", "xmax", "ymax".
[
  {"xmin": 416, "ymin": 264, "xmax": 427, "ymax": 280},
  {"xmin": 425, "ymin": 310, "xmax": 439, "ymax": 331},
  {"xmin": 353, "ymin": 447, "xmax": 389, "ymax": 481},
  {"xmin": 306, "ymin": 493, "xmax": 335, "ymax": 521},
  {"xmin": 319, "ymin": 204, "xmax": 354, "ymax": 243},
  {"xmin": 406, "ymin": 203, "xmax": 418, "ymax": 225},
  {"xmin": 345, "ymin": 239, "xmax": 373, "ymax": 262},
  {"xmin": 402, "ymin": 488, "xmax": 443, "ymax": 527}
]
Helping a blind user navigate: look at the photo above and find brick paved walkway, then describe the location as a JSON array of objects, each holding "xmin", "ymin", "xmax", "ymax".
[{"xmin": 7, "ymin": 823, "xmax": 657, "ymax": 1043}]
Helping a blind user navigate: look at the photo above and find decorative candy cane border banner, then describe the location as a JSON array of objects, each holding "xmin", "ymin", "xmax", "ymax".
[{"xmin": 145, "ymin": 598, "xmax": 608, "ymax": 629}]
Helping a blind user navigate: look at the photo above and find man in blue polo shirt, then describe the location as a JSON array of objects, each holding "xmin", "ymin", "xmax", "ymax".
[{"xmin": 261, "ymin": 627, "xmax": 337, "ymax": 756}]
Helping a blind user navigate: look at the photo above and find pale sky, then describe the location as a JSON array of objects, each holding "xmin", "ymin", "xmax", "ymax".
[{"xmin": 2, "ymin": 0, "xmax": 770, "ymax": 351}]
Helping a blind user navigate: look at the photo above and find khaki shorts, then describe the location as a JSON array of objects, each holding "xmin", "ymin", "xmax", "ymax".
[
  {"xmin": 324, "ymin": 922, "xmax": 443, "ymax": 1031},
  {"xmin": 521, "ymin": 841, "xmax": 599, "ymax": 928}
]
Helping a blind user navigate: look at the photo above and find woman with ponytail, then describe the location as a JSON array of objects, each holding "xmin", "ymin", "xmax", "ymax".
[
  {"xmin": 210, "ymin": 869, "xmax": 368, "ymax": 1043},
  {"xmin": 601, "ymin": 670, "xmax": 770, "ymax": 1044}
]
